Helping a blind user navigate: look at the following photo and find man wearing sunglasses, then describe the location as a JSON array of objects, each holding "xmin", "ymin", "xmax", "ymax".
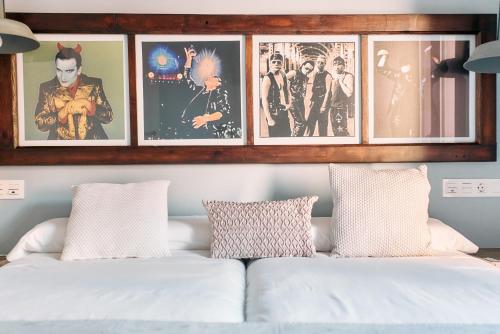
[
  {"xmin": 306, "ymin": 55, "xmax": 332, "ymax": 137},
  {"xmin": 261, "ymin": 52, "xmax": 291, "ymax": 137},
  {"xmin": 330, "ymin": 56, "xmax": 354, "ymax": 136},
  {"xmin": 286, "ymin": 60, "xmax": 315, "ymax": 137}
]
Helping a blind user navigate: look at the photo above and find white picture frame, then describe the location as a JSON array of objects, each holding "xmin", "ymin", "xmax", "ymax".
[
  {"xmin": 252, "ymin": 35, "xmax": 360, "ymax": 145},
  {"xmin": 16, "ymin": 34, "xmax": 130, "ymax": 147},
  {"xmin": 135, "ymin": 34, "xmax": 246, "ymax": 146},
  {"xmin": 368, "ymin": 34, "xmax": 476, "ymax": 144}
]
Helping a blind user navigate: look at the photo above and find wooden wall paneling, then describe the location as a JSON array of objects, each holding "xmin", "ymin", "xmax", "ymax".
[
  {"xmin": 478, "ymin": 19, "xmax": 497, "ymax": 145},
  {"xmin": 127, "ymin": 34, "xmax": 138, "ymax": 147},
  {"xmin": 7, "ymin": 14, "xmax": 490, "ymax": 35},
  {"xmin": 245, "ymin": 34, "xmax": 254, "ymax": 146},
  {"xmin": 0, "ymin": 13, "xmax": 496, "ymax": 164},
  {"xmin": 0, "ymin": 55, "xmax": 15, "ymax": 150},
  {"xmin": 360, "ymin": 35, "xmax": 369, "ymax": 145}
]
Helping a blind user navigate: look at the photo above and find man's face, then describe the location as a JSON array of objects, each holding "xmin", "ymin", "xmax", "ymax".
[
  {"xmin": 333, "ymin": 62, "xmax": 345, "ymax": 75},
  {"xmin": 316, "ymin": 57, "xmax": 326, "ymax": 71},
  {"xmin": 204, "ymin": 76, "xmax": 221, "ymax": 92},
  {"xmin": 270, "ymin": 58, "xmax": 283, "ymax": 73},
  {"xmin": 301, "ymin": 63, "xmax": 314, "ymax": 75},
  {"xmin": 56, "ymin": 58, "xmax": 81, "ymax": 88}
]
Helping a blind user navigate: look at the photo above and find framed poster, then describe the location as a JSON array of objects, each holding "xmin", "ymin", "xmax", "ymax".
[
  {"xmin": 16, "ymin": 34, "xmax": 130, "ymax": 146},
  {"xmin": 135, "ymin": 35, "xmax": 246, "ymax": 146},
  {"xmin": 368, "ymin": 34, "xmax": 476, "ymax": 144},
  {"xmin": 252, "ymin": 35, "xmax": 360, "ymax": 145}
]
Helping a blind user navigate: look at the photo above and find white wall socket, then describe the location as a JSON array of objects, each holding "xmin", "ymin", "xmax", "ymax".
[
  {"xmin": 443, "ymin": 179, "xmax": 500, "ymax": 197},
  {"xmin": 0, "ymin": 180, "xmax": 25, "ymax": 200}
]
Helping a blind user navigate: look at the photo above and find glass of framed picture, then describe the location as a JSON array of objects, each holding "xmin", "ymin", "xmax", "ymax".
[
  {"xmin": 252, "ymin": 35, "xmax": 360, "ymax": 145},
  {"xmin": 135, "ymin": 35, "xmax": 246, "ymax": 146},
  {"xmin": 368, "ymin": 34, "xmax": 476, "ymax": 144},
  {"xmin": 16, "ymin": 34, "xmax": 130, "ymax": 147}
]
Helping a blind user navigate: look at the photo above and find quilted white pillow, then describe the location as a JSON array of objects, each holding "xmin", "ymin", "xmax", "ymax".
[
  {"xmin": 61, "ymin": 181, "xmax": 171, "ymax": 261},
  {"xmin": 329, "ymin": 164, "xmax": 431, "ymax": 257},
  {"xmin": 203, "ymin": 196, "xmax": 318, "ymax": 259}
]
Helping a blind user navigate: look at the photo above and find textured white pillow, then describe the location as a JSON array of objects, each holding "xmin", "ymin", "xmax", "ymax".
[
  {"xmin": 203, "ymin": 196, "xmax": 318, "ymax": 259},
  {"xmin": 329, "ymin": 164, "xmax": 431, "ymax": 257},
  {"xmin": 61, "ymin": 181, "xmax": 170, "ymax": 261},
  {"xmin": 429, "ymin": 218, "xmax": 479, "ymax": 254}
]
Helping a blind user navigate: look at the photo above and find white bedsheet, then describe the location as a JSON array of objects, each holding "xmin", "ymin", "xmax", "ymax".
[
  {"xmin": 246, "ymin": 252, "xmax": 500, "ymax": 324},
  {"xmin": 0, "ymin": 251, "xmax": 245, "ymax": 322}
]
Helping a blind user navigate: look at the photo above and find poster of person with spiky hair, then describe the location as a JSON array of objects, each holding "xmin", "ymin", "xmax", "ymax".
[
  {"xmin": 16, "ymin": 34, "xmax": 129, "ymax": 147},
  {"xmin": 135, "ymin": 35, "xmax": 245, "ymax": 146}
]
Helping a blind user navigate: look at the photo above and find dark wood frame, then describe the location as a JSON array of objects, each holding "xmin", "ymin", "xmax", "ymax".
[{"xmin": 0, "ymin": 13, "xmax": 496, "ymax": 164}]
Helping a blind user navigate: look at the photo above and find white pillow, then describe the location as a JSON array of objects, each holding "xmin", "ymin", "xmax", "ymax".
[
  {"xmin": 61, "ymin": 181, "xmax": 171, "ymax": 261},
  {"xmin": 6, "ymin": 216, "xmax": 478, "ymax": 261},
  {"xmin": 329, "ymin": 164, "xmax": 431, "ymax": 257},
  {"xmin": 429, "ymin": 218, "xmax": 478, "ymax": 254},
  {"xmin": 311, "ymin": 217, "xmax": 333, "ymax": 252},
  {"xmin": 6, "ymin": 217, "xmax": 67, "ymax": 261},
  {"xmin": 168, "ymin": 216, "xmax": 211, "ymax": 250},
  {"xmin": 204, "ymin": 197, "xmax": 318, "ymax": 259}
]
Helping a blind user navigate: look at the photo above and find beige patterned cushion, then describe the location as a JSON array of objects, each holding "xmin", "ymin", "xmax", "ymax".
[
  {"xmin": 203, "ymin": 196, "xmax": 318, "ymax": 259},
  {"xmin": 61, "ymin": 181, "xmax": 171, "ymax": 261},
  {"xmin": 329, "ymin": 164, "xmax": 431, "ymax": 257}
]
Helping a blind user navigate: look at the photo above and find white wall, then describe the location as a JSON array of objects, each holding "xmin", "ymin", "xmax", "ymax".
[{"xmin": 1, "ymin": 0, "xmax": 499, "ymax": 254}]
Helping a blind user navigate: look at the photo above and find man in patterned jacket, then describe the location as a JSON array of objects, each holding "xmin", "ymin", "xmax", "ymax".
[{"xmin": 34, "ymin": 43, "xmax": 113, "ymax": 140}]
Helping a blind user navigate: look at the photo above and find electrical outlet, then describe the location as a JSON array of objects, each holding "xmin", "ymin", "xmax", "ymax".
[
  {"xmin": 0, "ymin": 180, "xmax": 24, "ymax": 199},
  {"xmin": 443, "ymin": 179, "xmax": 500, "ymax": 197}
]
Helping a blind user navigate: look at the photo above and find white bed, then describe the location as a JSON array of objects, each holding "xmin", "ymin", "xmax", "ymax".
[
  {"xmin": 2, "ymin": 216, "xmax": 499, "ymax": 333},
  {"xmin": 0, "ymin": 250, "xmax": 245, "ymax": 322},
  {"xmin": 246, "ymin": 251, "xmax": 500, "ymax": 324}
]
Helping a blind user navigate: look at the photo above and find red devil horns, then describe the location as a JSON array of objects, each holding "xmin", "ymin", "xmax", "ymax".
[{"xmin": 56, "ymin": 42, "xmax": 82, "ymax": 54}]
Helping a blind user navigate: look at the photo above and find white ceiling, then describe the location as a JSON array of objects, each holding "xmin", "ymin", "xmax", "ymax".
[{"xmin": 5, "ymin": 0, "xmax": 498, "ymax": 15}]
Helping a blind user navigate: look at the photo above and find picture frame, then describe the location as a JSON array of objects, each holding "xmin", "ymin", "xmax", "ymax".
[
  {"xmin": 0, "ymin": 13, "xmax": 495, "ymax": 164},
  {"xmin": 16, "ymin": 34, "xmax": 130, "ymax": 147},
  {"xmin": 252, "ymin": 35, "xmax": 360, "ymax": 145},
  {"xmin": 135, "ymin": 34, "xmax": 246, "ymax": 146},
  {"xmin": 368, "ymin": 34, "xmax": 476, "ymax": 144}
]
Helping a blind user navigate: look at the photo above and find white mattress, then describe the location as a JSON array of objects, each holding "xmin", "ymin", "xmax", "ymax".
[
  {"xmin": 0, "ymin": 251, "xmax": 245, "ymax": 322},
  {"xmin": 246, "ymin": 251, "xmax": 500, "ymax": 324}
]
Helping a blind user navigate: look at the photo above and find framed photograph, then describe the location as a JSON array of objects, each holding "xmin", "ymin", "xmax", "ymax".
[
  {"xmin": 16, "ymin": 34, "xmax": 130, "ymax": 146},
  {"xmin": 135, "ymin": 35, "xmax": 245, "ymax": 146},
  {"xmin": 252, "ymin": 35, "xmax": 360, "ymax": 145},
  {"xmin": 368, "ymin": 34, "xmax": 476, "ymax": 144}
]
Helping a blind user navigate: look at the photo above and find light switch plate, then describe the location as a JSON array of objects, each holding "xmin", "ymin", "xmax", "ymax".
[
  {"xmin": 443, "ymin": 179, "xmax": 500, "ymax": 197},
  {"xmin": 0, "ymin": 180, "xmax": 25, "ymax": 199}
]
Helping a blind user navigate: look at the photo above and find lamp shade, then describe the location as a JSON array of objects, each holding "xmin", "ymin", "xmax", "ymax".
[
  {"xmin": 464, "ymin": 40, "xmax": 500, "ymax": 73},
  {"xmin": 0, "ymin": 18, "xmax": 39, "ymax": 54}
]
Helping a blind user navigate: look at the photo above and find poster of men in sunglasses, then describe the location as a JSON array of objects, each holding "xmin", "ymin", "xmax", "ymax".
[{"xmin": 252, "ymin": 36, "xmax": 360, "ymax": 145}]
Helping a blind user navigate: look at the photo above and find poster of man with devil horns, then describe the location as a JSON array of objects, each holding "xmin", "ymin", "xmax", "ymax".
[{"xmin": 16, "ymin": 34, "xmax": 129, "ymax": 146}]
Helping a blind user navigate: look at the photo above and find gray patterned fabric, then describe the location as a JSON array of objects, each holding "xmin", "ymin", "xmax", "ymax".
[
  {"xmin": 203, "ymin": 197, "xmax": 318, "ymax": 259},
  {"xmin": 329, "ymin": 164, "xmax": 431, "ymax": 257}
]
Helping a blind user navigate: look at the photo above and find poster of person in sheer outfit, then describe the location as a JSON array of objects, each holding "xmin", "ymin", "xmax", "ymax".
[{"xmin": 368, "ymin": 35, "xmax": 475, "ymax": 144}]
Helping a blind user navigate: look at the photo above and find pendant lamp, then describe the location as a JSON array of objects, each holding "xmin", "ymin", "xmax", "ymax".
[
  {"xmin": 464, "ymin": 1, "xmax": 500, "ymax": 73},
  {"xmin": 0, "ymin": 0, "xmax": 39, "ymax": 54}
]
